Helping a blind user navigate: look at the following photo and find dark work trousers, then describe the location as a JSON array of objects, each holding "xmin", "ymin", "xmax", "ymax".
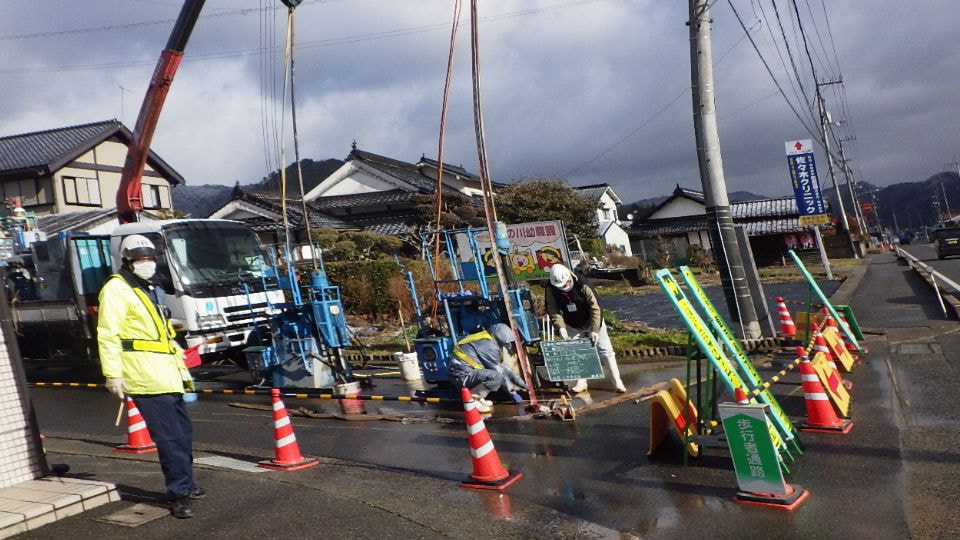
[{"xmin": 131, "ymin": 393, "xmax": 195, "ymax": 500}]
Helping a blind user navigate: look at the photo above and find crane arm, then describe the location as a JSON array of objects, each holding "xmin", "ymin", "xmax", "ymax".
[{"xmin": 117, "ymin": 0, "xmax": 206, "ymax": 224}]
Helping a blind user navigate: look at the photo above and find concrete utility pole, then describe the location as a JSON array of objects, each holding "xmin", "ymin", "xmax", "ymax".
[
  {"xmin": 837, "ymin": 136, "xmax": 868, "ymax": 240},
  {"xmin": 942, "ymin": 160, "xmax": 959, "ymax": 220},
  {"xmin": 688, "ymin": 0, "xmax": 761, "ymax": 339},
  {"xmin": 816, "ymin": 81, "xmax": 858, "ymax": 258}
]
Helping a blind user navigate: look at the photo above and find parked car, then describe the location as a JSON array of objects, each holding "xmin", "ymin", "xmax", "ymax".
[{"xmin": 932, "ymin": 227, "xmax": 960, "ymax": 260}]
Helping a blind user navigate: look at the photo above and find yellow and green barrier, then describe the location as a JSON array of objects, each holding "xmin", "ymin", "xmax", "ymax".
[
  {"xmin": 655, "ymin": 269, "xmax": 793, "ymax": 466},
  {"xmin": 679, "ymin": 266, "xmax": 801, "ymax": 455},
  {"xmin": 788, "ymin": 250, "xmax": 861, "ymax": 349}
]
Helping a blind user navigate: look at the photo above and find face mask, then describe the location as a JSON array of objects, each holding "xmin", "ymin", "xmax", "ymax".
[
  {"xmin": 132, "ymin": 260, "xmax": 157, "ymax": 281},
  {"xmin": 559, "ymin": 279, "xmax": 573, "ymax": 292}
]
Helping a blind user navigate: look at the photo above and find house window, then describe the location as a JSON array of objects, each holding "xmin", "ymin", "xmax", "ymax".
[
  {"xmin": 143, "ymin": 184, "xmax": 170, "ymax": 209},
  {"xmin": 3, "ymin": 178, "xmax": 53, "ymax": 206},
  {"xmin": 62, "ymin": 176, "xmax": 102, "ymax": 206}
]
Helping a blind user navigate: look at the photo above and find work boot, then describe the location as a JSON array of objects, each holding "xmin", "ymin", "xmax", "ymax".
[
  {"xmin": 189, "ymin": 487, "xmax": 206, "ymax": 499},
  {"xmin": 569, "ymin": 381, "xmax": 588, "ymax": 394},
  {"xmin": 171, "ymin": 497, "xmax": 193, "ymax": 519}
]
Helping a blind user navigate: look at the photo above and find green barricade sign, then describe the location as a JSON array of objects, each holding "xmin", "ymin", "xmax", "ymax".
[
  {"xmin": 787, "ymin": 250, "xmax": 860, "ymax": 349},
  {"xmin": 678, "ymin": 266, "xmax": 799, "ymax": 450},
  {"xmin": 655, "ymin": 269, "xmax": 789, "ymax": 460},
  {"xmin": 541, "ymin": 338, "xmax": 604, "ymax": 381},
  {"xmin": 719, "ymin": 403, "xmax": 790, "ymax": 496}
]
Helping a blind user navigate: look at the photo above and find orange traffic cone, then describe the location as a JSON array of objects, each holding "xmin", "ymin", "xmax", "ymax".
[
  {"xmin": 114, "ymin": 397, "xmax": 157, "ymax": 454},
  {"xmin": 814, "ymin": 331, "xmax": 852, "ymax": 390},
  {"xmin": 798, "ymin": 353, "xmax": 853, "ymax": 433},
  {"xmin": 776, "ymin": 297, "xmax": 796, "ymax": 339},
  {"xmin": 734, "ymin": 386, "xmax": 750, "ymax": 404},
  {"xmin": 459, "ymin": 387, "xmax": 522, "ymax": 490},
  {"xmin": 259, "ymin": 388, "xmax": 319, "ymax": 471}
]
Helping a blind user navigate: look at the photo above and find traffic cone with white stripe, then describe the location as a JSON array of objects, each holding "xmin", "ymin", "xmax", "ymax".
[
  {"xmin": 734, "ymin": 386, "xmax": 750, "ymax": 404},
  {"xmin": 798, "ymin": 351, "xmax": 853, "ymax": 434},
  {"xmin": 459, "ymin": 387, "xmax": 523, "ymax": 490},
  {"xmin": 259, "ymin": 388, "xmax": 319, "ymax": 471},
  {"xmin": 814, "ymin": 331, "xmax": 853, "ymax": 390},
  {"xmin": 114, "ymin": 397, "xmax": 157, "ymax": 454},
  {"xmin": 776, "ymin": 297, "xmax": 797, "ymax": 340}
]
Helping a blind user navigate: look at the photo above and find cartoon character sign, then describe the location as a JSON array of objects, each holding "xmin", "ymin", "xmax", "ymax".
[
  {"xmin": 535, "ymin": 246, "xmax": 564, "ymax": 270},
  {"xmin": 510, "ymin": 248, "xmax": 536, "ymax": 275}
]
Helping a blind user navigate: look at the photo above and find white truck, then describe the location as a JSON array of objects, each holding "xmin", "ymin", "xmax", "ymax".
[{"xmin": 11, "ymin": 219, "xmax": 283, "ymax": 365}]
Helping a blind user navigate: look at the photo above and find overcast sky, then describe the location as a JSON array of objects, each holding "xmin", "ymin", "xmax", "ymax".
[{"xmin": 1, "ymin": 0, "xmax": 957, "ymax": 204}]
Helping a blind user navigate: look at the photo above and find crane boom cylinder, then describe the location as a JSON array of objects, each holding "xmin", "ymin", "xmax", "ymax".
[{"xmin": 117, "ymin": 0, "xmax": 206, "ymax": 224}]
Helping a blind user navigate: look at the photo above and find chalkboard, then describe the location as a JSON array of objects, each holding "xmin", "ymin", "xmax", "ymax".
[{"xmin": 540, "ymin": 338, "xmax": 604, "ymax": 381}]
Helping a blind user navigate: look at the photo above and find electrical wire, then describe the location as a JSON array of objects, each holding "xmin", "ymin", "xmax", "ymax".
[{"xmin": 430, "ymin": 0, "xmax": 463, "ymax": 321}]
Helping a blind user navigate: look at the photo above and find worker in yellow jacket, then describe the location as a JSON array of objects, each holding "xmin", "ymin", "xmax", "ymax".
[{"xmin": 98, "ymin": 234, "xmax": 202, "ymax": 519}]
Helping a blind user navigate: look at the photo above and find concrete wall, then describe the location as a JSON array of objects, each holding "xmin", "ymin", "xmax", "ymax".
[{"xmin": 649, "ymin": 198, "xmax": 705, "ymax": 219}]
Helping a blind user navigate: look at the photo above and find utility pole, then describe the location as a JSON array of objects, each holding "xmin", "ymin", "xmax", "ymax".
[
  {"xmin": 688, "ymin": 0, "xmax": 761, "ymax": 339},
  {"xmin": 933, "ymin": 195, "xmax": 943, "ymax": 227},
  {"xmin": 892, "ymin": 210, "xmax": 900, "ymax": 235},
  {"xmin": 816, "ymin": 81, "xmax": 858, "ymax": 258},
  {"xmin": 837, "ymin": 136, "xmax": 868, "ymax": 240},
  {"xmin": 942, "ymin": 160, "xmax": 959, "ymax": 220}
]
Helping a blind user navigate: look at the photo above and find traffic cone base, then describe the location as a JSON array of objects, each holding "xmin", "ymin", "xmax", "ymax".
[
  {"xmin": 259, "ymin": 456, "xmax": 319, "ymax": 471},
  {"xmin": 734, "ymin": 484, "xmax": 810, "ymax": 511},
  {"xmin": 461, "ymin": 471, "xmax": 524, "ymax": 491},
  {"xmin": 114, "ymin": 442, "xmax": 157, "ymax": 454},
  {"xmin": 115, "ymin": 397, "xmax": 157, "ymax": 454},
  {"xmin": 799, "ymin": 419, "xmax": 853, "ymax": 434}
]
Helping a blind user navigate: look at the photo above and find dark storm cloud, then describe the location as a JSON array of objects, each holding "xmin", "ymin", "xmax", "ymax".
[{"xmin": 0, "ymin": 0, "xmax": 955, "ymax": 205}]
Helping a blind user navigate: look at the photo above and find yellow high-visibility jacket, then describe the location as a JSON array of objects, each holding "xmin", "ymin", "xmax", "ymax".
[{"xmin": 97, "ymin": 274, "xmax": 191, "ymax": 395}]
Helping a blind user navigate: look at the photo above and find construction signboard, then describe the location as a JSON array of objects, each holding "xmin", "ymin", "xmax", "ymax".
[
  {"xmin": 455, "ymin": 220, "xmax": 570, "ymax": 282},
  {"xmin": 678, "ymin": 266, "xmax": 799, "ymax": 452}
]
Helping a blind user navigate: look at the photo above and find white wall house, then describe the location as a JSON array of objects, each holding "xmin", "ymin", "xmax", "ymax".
[{"xmin": 574, "ymin": 183, "xmax": 633, "ymax": 257}]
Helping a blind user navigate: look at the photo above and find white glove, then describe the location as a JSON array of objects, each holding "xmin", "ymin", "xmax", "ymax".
[
  {"xmin": 105, "ymin": 378, "xmax": 125, "ymax": 399},
  {"xmin": 589, "ymin": 332, "xmax": 599, "ymax": 345},
  {"xmin": 558, "ymin": 327, "xmax": 569, "ymax": 340}
]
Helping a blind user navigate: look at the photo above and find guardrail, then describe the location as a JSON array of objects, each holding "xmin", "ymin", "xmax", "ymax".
[{"xmin": 895, "ymin": 246, "xmax": 960, "ymax": 319}]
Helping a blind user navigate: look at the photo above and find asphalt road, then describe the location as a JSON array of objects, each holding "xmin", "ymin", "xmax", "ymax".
[{"xmin": 902, "ymin": 243, "xmax": 960, "ymax": 287}]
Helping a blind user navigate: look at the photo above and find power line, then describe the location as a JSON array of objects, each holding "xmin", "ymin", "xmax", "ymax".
[{"xmin": 0, "ymin": 0, "xmax": 604, "ymax": 74}]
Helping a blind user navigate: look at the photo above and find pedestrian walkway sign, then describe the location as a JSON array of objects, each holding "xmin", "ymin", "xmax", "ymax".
[
  {"xmin": 678, "ymin": 266, "xmax": 800, "ymax": 453},
  {"xmin": 719, "ymin": 403, "xmax": 790, "ymax": 496},
  {"xmin": 785, "ymin": 139, "xmax": 830, "ymax": 226}
]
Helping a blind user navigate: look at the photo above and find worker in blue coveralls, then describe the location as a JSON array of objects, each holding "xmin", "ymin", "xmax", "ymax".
[
  {"xmin": 447, "ymin": 323, "xmax": 527, "ymax": 413},
  {"xmin": 97, "ymin": 234, "xmax": 203, "ymax": 519}
]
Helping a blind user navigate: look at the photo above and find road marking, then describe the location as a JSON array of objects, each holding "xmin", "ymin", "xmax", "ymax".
[{"xmin": 194, "ymin": 455, "xmax": 269, "ymax": 473}]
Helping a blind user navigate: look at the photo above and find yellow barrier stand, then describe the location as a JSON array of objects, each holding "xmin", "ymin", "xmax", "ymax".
[
  {"xmin": 648, "ymin": 378, "xmax": 700, "ymax": 458},
  {"xmin": 821, "ymin": 327, "xmax": 856, "ymax": 372},
  {"xmin": 811, "ymin": 352, "xmax": 851, "ymax": 418}
]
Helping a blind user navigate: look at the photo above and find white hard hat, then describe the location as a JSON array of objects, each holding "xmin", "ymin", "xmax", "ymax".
[
  {"xmin": 120, "ymin": 234, "xmax": 156, "ymax": 261},
  {"xmin": 549, "ymin": 263, "xmax": 572, "ymax": 288}
]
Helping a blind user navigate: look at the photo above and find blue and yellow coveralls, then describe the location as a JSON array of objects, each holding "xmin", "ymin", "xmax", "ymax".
[
  {"xmin": 97, "ymin": 269, "xmax": 196, "ymax": 500},
  {"xmin": 447, "ymin": 329, "xmax": 525, "ymax": 394}
]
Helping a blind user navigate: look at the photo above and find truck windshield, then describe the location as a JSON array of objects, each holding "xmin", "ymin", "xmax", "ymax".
[
  {"xmin": 163, "ymin": 223, "xmax": 269, "ymax": 285},
  {"xmin": 936, "ymin": 228, "xmax": 960, "ymax": 240}
]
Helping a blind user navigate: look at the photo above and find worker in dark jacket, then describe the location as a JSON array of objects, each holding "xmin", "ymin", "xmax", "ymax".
[
  {"xmin": 98, "ymin": 234, "xmax": 203, "ymax": 519},
  {"xmin": 447, "ymin": 323, "xmax": 526, "ymax": 413},
  {"xmin": 545, "ymin": 263, "xmax": 626, "ymax": 394}
]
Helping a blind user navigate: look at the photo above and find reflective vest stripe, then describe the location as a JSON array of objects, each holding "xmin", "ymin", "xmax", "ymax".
[
  {"xmin": 109, "ymin": 275, "xmax": 177, "ymax": 355},
  {"xmin": 453, "ymin": 330, "xmax": 493, "ymax": 369}
]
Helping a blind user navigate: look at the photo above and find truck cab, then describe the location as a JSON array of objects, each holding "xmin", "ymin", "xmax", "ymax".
[{"xmin": 111, "ymin": 219, "xmax": 285, "ymax": 360}]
